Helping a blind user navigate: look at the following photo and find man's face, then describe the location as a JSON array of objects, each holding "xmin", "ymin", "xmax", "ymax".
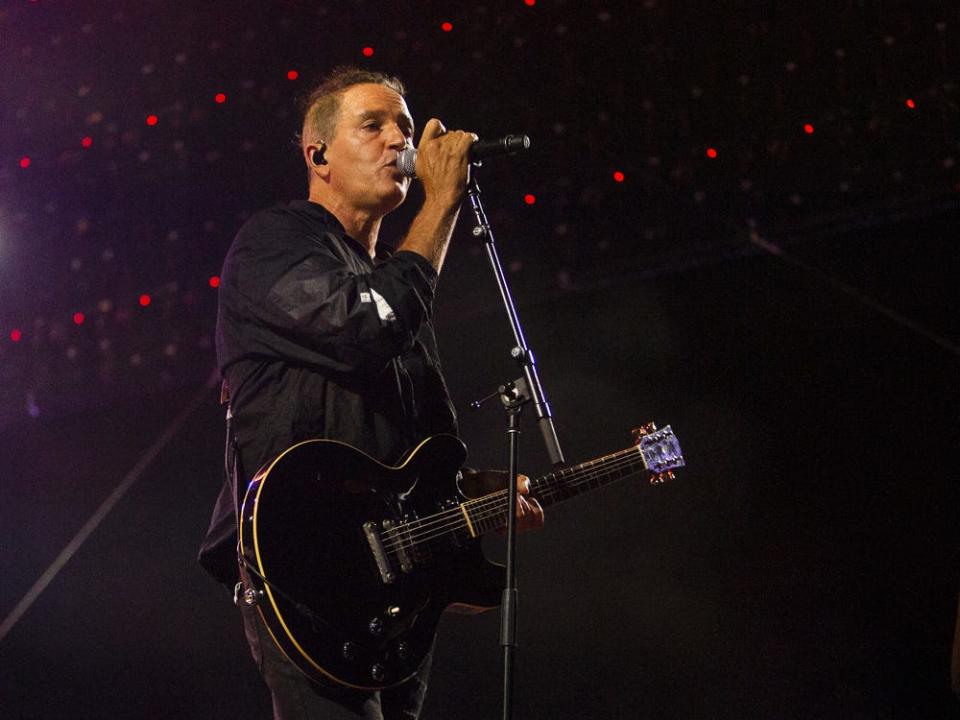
[{"xmin": 322, "ymin": 83, "xmax": 414, "ymax": 216}]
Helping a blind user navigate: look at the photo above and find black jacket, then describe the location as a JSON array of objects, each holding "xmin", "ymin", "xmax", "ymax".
[{"xmin": 198, "ymin": 200, "xmax": 458, "ymax": 586}]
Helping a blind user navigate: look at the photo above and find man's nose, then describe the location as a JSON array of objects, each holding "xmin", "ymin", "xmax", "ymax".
[{"xmin": 385, "ymin": 124, "xmax": 407, "ymax": 149}]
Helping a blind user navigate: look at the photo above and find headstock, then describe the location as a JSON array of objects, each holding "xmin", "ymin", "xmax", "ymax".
[{"xmin": 631, "ymin": 422, "xmax": 685, "ymax": 483}]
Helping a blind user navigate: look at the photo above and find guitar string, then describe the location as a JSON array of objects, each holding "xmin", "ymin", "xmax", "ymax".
[
  {"xmin": 379, "ymin": 442, "xmax": 680, "ymax": 554},
  {"xmin": 377, "ymin": 448, "xmax": 645, "ymax": 551},
  {"xmin": 378, "ymin": 448, "xmax": 664, "ymax": 552},
  {"xmin": 379, "ymin": 450, "xmax": 661, "ymax": 554},
  {"xmin": 380, "ymin": 461, "xmax": 650, "ymax": 558}
]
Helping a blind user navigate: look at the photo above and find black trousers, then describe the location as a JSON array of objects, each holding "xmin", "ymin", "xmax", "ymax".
[{"xmin": 240, "ymin": 601, "xmax": 432, "ymax": 720}]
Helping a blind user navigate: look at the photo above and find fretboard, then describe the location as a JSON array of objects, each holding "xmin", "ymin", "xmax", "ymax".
[{"xmin": 459, "ymin": 445, "xmax": 648, "ymax": 537}]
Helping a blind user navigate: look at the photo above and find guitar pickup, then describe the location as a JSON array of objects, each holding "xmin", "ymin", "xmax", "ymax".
[
  {"xmin": 363, "ymin": 521, "xmax": 396, "ymax": 584},
  {"xmin": 383, "ymin": 519, "xmax": 415, "ymax": 574}
]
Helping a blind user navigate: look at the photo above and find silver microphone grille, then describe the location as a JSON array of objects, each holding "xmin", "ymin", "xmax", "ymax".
[{"xmin": 396, "ymin": 148, "xmax": 417, "ymax": 178}]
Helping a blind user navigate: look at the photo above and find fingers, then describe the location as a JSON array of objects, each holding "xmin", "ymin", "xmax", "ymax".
[
  {"xmin": 517, "ymin": 474, "xmax": 531, "ymax": 495},
  {"xmin": 419, "ymin": 118, "xmax": 447, "ymax": 143},
  {"xmin": 515, "ymin": 494, "xmax": 545, "ymax": 531},
  {"xmin": 414, "ymin": 118, "xmax": 476, "ymax": 197}
]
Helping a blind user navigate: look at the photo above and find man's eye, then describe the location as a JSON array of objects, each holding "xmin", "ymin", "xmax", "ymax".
[{"xmin": 362, "ymin": 123, "xmax": 379, "ymax": 131}]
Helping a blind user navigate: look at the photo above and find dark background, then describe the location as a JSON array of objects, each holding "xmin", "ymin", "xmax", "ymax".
[{"xmin": 1, "ymin": 1, "xmax": 958, "ymax": 718}]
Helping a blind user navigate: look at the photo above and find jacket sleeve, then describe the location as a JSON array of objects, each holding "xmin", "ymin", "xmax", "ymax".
[{"xmin": 218, "ymin": 211, "xmax": 438, "ymax": 377}]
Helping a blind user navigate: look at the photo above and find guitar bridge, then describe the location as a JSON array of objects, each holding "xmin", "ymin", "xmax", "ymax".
[{"xmin": 363, "ymin": 521, "xmax": 396, "ymax": 584}]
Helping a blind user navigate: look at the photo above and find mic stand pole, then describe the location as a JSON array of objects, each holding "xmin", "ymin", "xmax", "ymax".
[{"xmin": 465, "ymin": 173, "xmax": 565, "ymax": 720}]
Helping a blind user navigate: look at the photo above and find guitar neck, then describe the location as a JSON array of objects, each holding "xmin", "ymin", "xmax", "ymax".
[
  {"xmin": 531, "ymin": 446, "xmax": 649, "ymax": 508},
  {"xmin": 459, "ymin": 446, "xmax": 651, "ymax": 537}
]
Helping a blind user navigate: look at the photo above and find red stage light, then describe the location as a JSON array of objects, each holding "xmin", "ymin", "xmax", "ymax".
[
  {"xmin": 209, "ymin": 275, "xmax": 221, "ymax": 288},
  {"xmin": 139, "ymin": 294, "xmax": 151, "ymax": 307},
  {"xmin": 706, "ymin": 147, "xmax": 718, "ymax": 158},
  {"xmin": 146, "ymin": 115, "xmax": 159, "ymax": 126},
  {"xmin": 73, "ymin": 312, "xmax": 85, "ymax": 325},
  {"xmin": 905, "ymin": 98, "xmax": 916, "ymax": 109},
  {"xmin": 524, "ymin": 0, "xmax": 536, "ymax": 5},
  {"xmin": 215, "ymin": 92, "xmax": 227, "ymax": 104},
  {"xmin": 524, "ymin": 194, "xmax": 536, "ymax": 205},
  {"xmin": 81, "ymin": 136, "xmax": 93, "ymax": 148},
  {"xmin": 10, "ymin": 329, "xmax": 22, "ymax": 342},
  {"xmin": 441, "ymin": 22, "xmax": 453, "ymax": 32},
  {"xmin": 287, "ymin": 70, "xmax": 299, "ymax": 80},
  {"xmin": 803, "ymin": 123, "xmax": 815, "ymax": 134},
  {"xmin": 362, "ymin": 46, "xmax": 375, "ymax": 57},
  {"xmin": 19, "ymin": 156, "xmax": 31, "ymax": 168},
  {"xmin": 613, "ymin": 170, "xmax": 625, "ymax": 182}
]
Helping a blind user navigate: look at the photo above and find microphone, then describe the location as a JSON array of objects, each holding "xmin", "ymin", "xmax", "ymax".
[{"xmin": 396, "ymin": 134, "xmax": 530, "ymax": 178}]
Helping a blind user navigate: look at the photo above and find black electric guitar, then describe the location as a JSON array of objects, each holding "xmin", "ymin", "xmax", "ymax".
[{"xmin": 239, "ymin": 423, "xmax": 684, "ymax": 690}]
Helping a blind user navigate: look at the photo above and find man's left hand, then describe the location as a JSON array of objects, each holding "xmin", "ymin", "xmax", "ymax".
[{"xmin": 458, "ymin": 468, "xmax": 545, "ymax": 533}]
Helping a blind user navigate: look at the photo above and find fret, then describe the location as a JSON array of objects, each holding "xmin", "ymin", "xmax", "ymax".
[
  {"xmin": 403, "ymin": 425, "xmax": 682, "ymax": 547},
  {"xmin": 532, "ymin": 446, "xmax": 647, "ymax": 507}
]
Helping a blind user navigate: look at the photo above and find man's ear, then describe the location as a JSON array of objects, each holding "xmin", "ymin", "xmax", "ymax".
[
  {"xmin": 305, "ymin": 142, "xmax": 328, "ymax": 180},
  {"xmin": 310, "ymin": 141, "xmax": 327, "ymax": 166}
]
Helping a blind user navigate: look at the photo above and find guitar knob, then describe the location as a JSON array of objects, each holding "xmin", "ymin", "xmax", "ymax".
[
  {"xmin": 371, "ymin": 664, "xmax": 386, "ymax": 682},
  {"xmin": 342, "ymin": 642, "xmax": 359, "ymax": 661},
  {"xmin": 368, "ymin": 618, "xmax": 384, "ymax": 636}
]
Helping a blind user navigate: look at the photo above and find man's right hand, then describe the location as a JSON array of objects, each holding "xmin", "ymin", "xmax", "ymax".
[
  {"xmin": 396, "ymin": 118, "xmax": 477, "ymax": 273},
  {"xmin": 414, "ymin": 118, "xmax": 477, "ymax": 209}
]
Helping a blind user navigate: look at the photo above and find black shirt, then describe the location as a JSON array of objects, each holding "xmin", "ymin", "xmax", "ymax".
[{"xmin": 198, "ymin": 199, "xmax": 458, "ymax": 586}]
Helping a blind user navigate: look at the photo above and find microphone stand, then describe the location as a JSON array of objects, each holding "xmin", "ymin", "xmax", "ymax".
[{"xmin": 466, "ymin": 171, "xmax": 565, "ymax": 720}]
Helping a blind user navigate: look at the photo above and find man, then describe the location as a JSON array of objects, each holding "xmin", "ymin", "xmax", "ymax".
[{"xmin": 199, "ymin": 66, "xmax": 543, "ymax": 719}]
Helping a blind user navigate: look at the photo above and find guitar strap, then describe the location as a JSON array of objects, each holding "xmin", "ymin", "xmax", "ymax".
[
  {"xmin": 223, "ymin": 380, "xmax": 307, "ymax": 614},
  {"xmin": 220, "ymin": 379, "xmax": 241, "ymax": 521},
  {"xmin": 221, "ymin": 379, "xmax": 250, "ymax": 607}
]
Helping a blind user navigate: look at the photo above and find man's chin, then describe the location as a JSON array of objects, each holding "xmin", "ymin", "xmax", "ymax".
[{"xmin": 379, "ymin": 184, "xmax": 408, "ymax": 213}]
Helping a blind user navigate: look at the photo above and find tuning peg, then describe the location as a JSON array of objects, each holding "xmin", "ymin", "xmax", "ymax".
[
  {"xmin": 631, "ymin": 422, "xmax": 657, "ymax": 443},
  {"xmin": 650, "ymin": 470, "xmax": 676, "ymax": 485}
]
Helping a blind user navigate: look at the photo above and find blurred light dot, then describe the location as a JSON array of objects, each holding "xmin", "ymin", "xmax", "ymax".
[
  {"xmin": 81, "ymin": 136, "xmax": 93, "ymax": 148},
  {"xmin": 286, "ymin": 69, "xmax": 299, "ymax": 80},
  {"xmin": 441, "ymin": 22, "xmax": 453, "ymax": 32},
  {"xmin": 362, "ymin": 46, "xmax": 375, "ymax": 57},
  {"xmin": 524, "ymin": 193, "xmax": 536, "ymax": 205},
  {"xmin": 214, "ymin": 92, "xmax": 227, "ymax": 104},
  {"xmin": 209, "ymin": 275, "xmax": 221, "ymax": 288},
  {"xmin": 73, "ymin": 312, "xmax": 85, "ymax": 325},
  {"xmin": 146, "ymin": 114, "xmax": 159, "ymax": 126},
  {"xmin": 19, "ymin": 156, "xmax": 31, "ymax": 168},
  {"xmin": 10, "ymin": 329, "xmax": 22, "ymax": 342},
  {"xmin": 139, "ymin": 294, "xmax": 151, "ymax": 307},
  {"xmin": 524, "ymin": 0, "xmax": 536, "ymax": 5},
  {"xmin": 803, "ymin": 123, "xmax": 815, "ymax": 134},
  {"xmin": 905, "ymin": 98, "xmax": 916, "ymax": 109},
  {"xmin": 706, "ymin": 147, "xmax": 718, "ymax": 158},
  {"xmin": 613, "ymin": 170, "xmax": 625, "ymax": 182}
]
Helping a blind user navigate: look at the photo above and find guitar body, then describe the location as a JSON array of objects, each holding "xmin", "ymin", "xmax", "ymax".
[
  {"xmin": 239, "ymin": 434, "xmax": 504, "ymax": 691},
  {"xmin": 238, "ymin": 423, "xmax": 685, "ymax": 691}
]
